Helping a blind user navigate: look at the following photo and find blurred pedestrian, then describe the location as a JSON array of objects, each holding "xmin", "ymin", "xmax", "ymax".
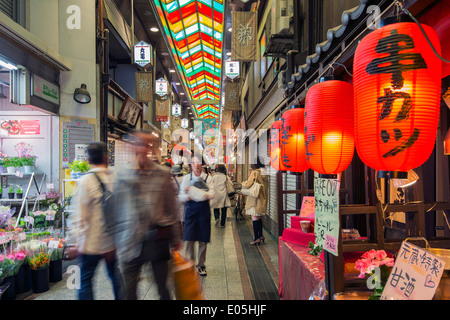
[
  {"xmin": 241, "ymin": 163, "xmax": 268, "ymax": 245},
  {"xmin": 113, "ymin": 131, "xmax": 182, "ymax": 300},
  {"xmin": 179, "ymin": 154, "xmax": 215, "ymax": 276},
  {"xmin": 171, "ymin": 164, "xmax": 185, "ymax": 236},
  {"xmin": 210, "ymin": 164, "xmax": 232, "ymax": 228},
  {"xmin": 75, "ymin": 141, "xmax": 123, "ymax": 300}
]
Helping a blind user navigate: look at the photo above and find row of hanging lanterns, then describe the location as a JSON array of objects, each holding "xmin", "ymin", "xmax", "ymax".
[{"xmin": 270, "ymin": 17, "xmax": 443, "ymax": 178}]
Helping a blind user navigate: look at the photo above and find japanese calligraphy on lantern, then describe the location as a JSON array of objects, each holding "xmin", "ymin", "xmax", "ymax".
[
  {"xmin": 314, "ymin": 177, "xmax": 340, "ymax": 255},
  {"xmin": 381, "ymin": 241, "xmax": 445, "ymax": 300}
]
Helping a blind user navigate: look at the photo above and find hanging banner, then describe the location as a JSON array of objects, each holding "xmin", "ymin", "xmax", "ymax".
[
  {"xmin": 170, "ymin": 116, "xmax": 182, "ymax": 132},
  {"xmin": 134, "ymin": 41, "xmax": 152, "ymax": 68},
  {"xmin": 225, "ymin": 60, "xmax": 240, "ymax": 79},
  {"xmin": 135, "ymin": 71, "xmax": 152, "ymax": 102},
  {"xmin": 224, "ymin": 82, "xmax": 240, "ymax": 111},
  {"xmin": 181, "ymin": 118, "xmax": 189, "ymax": 129},
  {"xmin": 155, "ymin": 99, "xmax": 169, "ymax": 122},
  {"xmin": 231, "ymin": 11, "xmax": 257, "ymax": 62},
  {"xmin": 381, "ymin": 241, "xmax": 445, "ymax": 300},
  {"xmin": 221, "ymin": 110, "xmax": 233, "ymax": 130},
  {"xmin": 314, "ymin": 176, "xmax": 340, "ymax": 256}
]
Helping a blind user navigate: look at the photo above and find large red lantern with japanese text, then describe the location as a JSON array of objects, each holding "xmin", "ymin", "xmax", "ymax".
[
  {"xmin": 269, "ymin": 120, "xmax": 287, "ymax": 171},
  {"xmin": 353, "ymin": 18, "xmax": 442, "ymax": 178},
  {"xmin": 280, "ymin": 107, "xmax": 310, "ymax": 173},
  {"xmin": 304, "ymin": 78, "xmax": 355, "ymax": 176}
]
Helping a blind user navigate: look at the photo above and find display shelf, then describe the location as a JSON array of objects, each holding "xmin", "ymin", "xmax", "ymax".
[{"xmin": 1, "ymin": 172, "xmax": 47, "ymax": 228}]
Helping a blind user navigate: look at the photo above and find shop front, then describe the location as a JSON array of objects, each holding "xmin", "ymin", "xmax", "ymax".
[{"xmin": 273, "ymin": 0, "xmax": 450, "ymax": 300}]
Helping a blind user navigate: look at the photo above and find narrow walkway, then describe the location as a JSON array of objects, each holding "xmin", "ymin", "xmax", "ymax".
[{"xmin": 25, "ymin": 209, "xmax": 279, "ymax": 300}]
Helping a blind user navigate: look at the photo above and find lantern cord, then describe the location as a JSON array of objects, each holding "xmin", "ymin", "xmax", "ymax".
[
  {"xmin": 332, "ymin": 62, "xmax": 353, "ymax": 77},
  {"xmin": 398, "ymin": 4, "xmax": 450, "ymax": 64}
]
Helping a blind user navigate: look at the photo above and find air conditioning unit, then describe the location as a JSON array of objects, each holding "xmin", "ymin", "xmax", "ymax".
[{"xmin": 271, "ymin": 0, "xmax": 294, "ymax": 35}]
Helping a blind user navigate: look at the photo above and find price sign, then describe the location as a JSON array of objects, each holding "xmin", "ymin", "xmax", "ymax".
[
  {"xmin": 0, "ymin": 233, "xmax": 7, "ymax": 244},
  {"xmin": 314, "ymin": 176, "xmax": 340, "ymax": 256},
  {"xmin": 300, "ymin": 196, "xmax": 315, "ymax": 218},
  {"xmin": 46, "ymin": 214, "xmax": 55, "ymax": 221},
  {"xmin": 48, "ymin": 240, "xmax": 60, "ymax": 249},
  {"xmin": 18, "ymin": 232, "xmax": 26, "ymax": 241},
  {"xmin": 24, "ymin": 216, "xmax": 34, "ymax": 225}
]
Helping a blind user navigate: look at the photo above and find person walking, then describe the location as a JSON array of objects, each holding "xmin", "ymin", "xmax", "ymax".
[
  {"xmin": 178, "ymin": 154, "xmax": 215, "ymax": 276},
  {"xmin": 210, "ymin": 164, "xmax": 231, "ymax": 228},
  {"xmin": 113, "ymin": 131, "xmax": 182, "ymax": 300},
  {"xmin": 241, "ymin": 163, "xmax": 268, "ymax": 245},
  {"xmin": 74, "ymin": 142, "xmax": 123, "ymax": 300}
]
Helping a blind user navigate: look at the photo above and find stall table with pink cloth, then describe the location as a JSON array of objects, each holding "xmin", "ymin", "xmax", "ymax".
[{"xmin": 279, "ymin": 216, "xmax": 363, "ymax": 300}]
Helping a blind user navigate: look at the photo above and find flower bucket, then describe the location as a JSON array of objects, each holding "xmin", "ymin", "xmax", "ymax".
[
  {"xmin": 16, "ymin": 193, "xmax": 23, "ymax": 199},
  {"xmin": 6, "ymin": 166, "xmax": 16, "ymax": 174},
  {"xmin": 15, "ymin": 264, "xmax": 31, "ymax": 294},
  {"xmin": 1, "ymin": 276, "xmax": 16, "ymax": 300},
  {"xmin": 31, "ymin": 268, "xmax": 49, "ymax": 293},
  {"xmin": 0, "ymin": 165, "xmax": 5, "ymax": 173},
  {"xmin": 49, "ymin": 259, "xmax": 63, "ymax": 282},
  {"xmin": 23, "ymin": 166, "xmax": 33, "ymax": 173}
]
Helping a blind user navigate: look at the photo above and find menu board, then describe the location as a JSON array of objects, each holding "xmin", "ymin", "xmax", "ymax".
[{"xmin": 314, "ymin": 177, "xmax": 340, "ymax": 256}]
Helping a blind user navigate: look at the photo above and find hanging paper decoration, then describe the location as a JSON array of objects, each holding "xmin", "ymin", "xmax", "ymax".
[
  {"xmin": 269, "ymin": 120, "xmax": 287, "ymax": 171},
  {"xmin": 304, "ymin": 79, "xmax": 355, "ymax": 175},
  {"xmin": 280, "ymin": 107, "xmax": 309, "ymax": 173},
  {"xmin": 353, "ymin": 20, "xmax": 442, "ymax": 176},
  {"xmin": 231, "ymin": 11, "xmax": 257, "ymax": 62}
]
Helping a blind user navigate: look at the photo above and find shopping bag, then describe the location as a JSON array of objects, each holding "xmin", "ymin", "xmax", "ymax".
[
  {"xmin": 240, "ymin": 182, "xmax": 261, "ymax": 197},
  {"xmin": 226, "ymin": 179, "xmax": 236, "ymax": 197},
  {"xmin": 172, "ymin": 251, "xmax": 204, "ymax": 300}
]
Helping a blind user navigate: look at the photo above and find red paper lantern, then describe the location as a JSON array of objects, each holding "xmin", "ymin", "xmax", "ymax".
[
  {"xmin": 280, "ymin": 107, "xmax": 310, "ymax": 173},
  {"xmin": 269, "ymin": 120, "xmax": 287, "ymax": 171},
  {"xmin": 353, "ymin": 19, "xmax": 442, "ymax": 177},
  {"xmin": 304, "ymin": 79, "xmax": 355, "ymax": 175}
]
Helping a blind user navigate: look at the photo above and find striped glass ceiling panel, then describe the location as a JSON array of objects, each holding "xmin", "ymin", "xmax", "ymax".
[{"xmin": 154, "ymin": 0, "xmax": 224, "ymax": 118}]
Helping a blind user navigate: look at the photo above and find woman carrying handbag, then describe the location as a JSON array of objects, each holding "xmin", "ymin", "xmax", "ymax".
[
  {"xmin": 210, "ymin": 165, "xmax": 233, "ymax": 228},
  {"xmin": 240, "ymin": 163, "xmax": 268, "ymax": 245}
]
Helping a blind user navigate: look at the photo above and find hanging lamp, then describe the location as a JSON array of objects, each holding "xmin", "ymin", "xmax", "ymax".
[
  {"xmin": 269, "ymin": 119, "xmax": 287, "ymax": 171},
  {"xmin": 280, "ymin": 106, "xmax": 310, "ymax": 173},
  {"xmin": 353, "ymin": 15, "xmax": 442, "ymax": 178},
  {"xmin": 304, "ymin": 77, "xmax": 355, "ymax": 177}
]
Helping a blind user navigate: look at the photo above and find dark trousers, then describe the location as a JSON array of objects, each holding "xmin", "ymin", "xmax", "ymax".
[
  {"xmin": 78, "ymin": 252, "xmax": 123, "ymax": 300},
  {"xmin": 214, "ymin": 207, "xmax": 227, "ymax": 226},
  {"xmin": 121, "ymin": 240, "xmax": 171, "ymax": 300}
]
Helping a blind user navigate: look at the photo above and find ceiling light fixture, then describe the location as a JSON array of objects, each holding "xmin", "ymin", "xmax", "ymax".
[
  {"xmin": 0, "ymin": 58, "xmax": 17, "ymax": 70},
  {"xmin": 169, "ymin": 69, "xmax": 176, "ymax": 73},
  {"xmin": 150, "ymin": 27, "xmax": 159, "ymax": 32}
]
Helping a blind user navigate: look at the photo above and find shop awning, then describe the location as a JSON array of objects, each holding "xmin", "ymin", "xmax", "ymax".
[{"xmin": 153, "ymin": 0, "xmax": 225, "ymax": 119}]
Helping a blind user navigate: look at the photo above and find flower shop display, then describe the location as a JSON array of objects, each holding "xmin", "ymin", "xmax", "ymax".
[
  {"xmin": 68, "ymin": 160, "xmax": 90, "ymax": 179},
  {"xmin": 20, "ymin": 155, "xmax": 37, "ymax": 173},
  {"xmin": 16, "ymin": 186, "xmax": 23, "ymax": 199},
  {"xmin": 3, "ymin": 156, "xmax": 21, "ymax": 174},
  {"xmin": 7, "ymin": 185, "xmax": 15, "ymax": 199},
  {"xmin": 27, "ymin": 244, "xmax": 50, "ymax": 293},
  {"xmin": 0, "ymin": 252, "xmax": 16, "ymax": 299},
  {"xmin": 354, "ymin": 249, "xmax": 395, "ymax": 300},
  {"xmin": 44, "ymin": 237, "xmax": 65, "ymax": 282}
]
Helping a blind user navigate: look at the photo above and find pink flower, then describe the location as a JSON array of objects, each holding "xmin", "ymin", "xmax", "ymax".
[
  {"xmin": 6, "ymin": 254, "xmax": 15, "ymax": 260},
  {"xmin": 374, "ymin": 250, "xmax": 387, "ymax": 260},
  {"xmin": 0, "ymin": 254, "xmax": 4, "ymax": 262},
  {"xmin": 15, "ymin": 252, "xmax": 26, "ymax": 260}
]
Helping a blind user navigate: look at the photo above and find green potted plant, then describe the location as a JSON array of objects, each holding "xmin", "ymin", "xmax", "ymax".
[
  {"xmin": 3, "ymin": 157, "xmax": 21, "ymax": 174},
  {"xmin": 68, "ymin": 160, "xmax": 90, "ymax": 179},
  {"xmin": 20, "ymin": 155, "xmax": 37, "ymax": 173},
  {"xmin": 7, "ymin": 185, "xmax": 15, "ymax": 199},
  {"xmin": 16, "ymin": 186, "xmax": 23, "ymax": 199}
]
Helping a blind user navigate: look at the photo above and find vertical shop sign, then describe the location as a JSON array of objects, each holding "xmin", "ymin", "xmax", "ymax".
[
  {"xmin": 134, "ymin": 41, "xmax": 152, "ymax": 68},
  {"xmin": 231, "ymin": 11, "xmax": 257, "ymax": 62},
  {"xmin": 381, "ymin": 241, "xmax": 445, "ymax": 300},
  {"xmin": 155, "ymin": 78, "xmax": 168, "ymax": 97},
  {"xmin": 156, "ymin": 99, "xmax": 169, "ymax": 122},
  {"xmin": 135, "ymin": 71, "xmax": 152, "ymax": 102},
  {"xmin": 314, "ymin": 177, "xmax": 340, "ymax": 256}
]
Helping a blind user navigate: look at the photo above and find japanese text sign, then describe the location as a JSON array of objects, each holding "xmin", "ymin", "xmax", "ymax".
[
  {"xmin": 314, "ymin": 177, "xmax": 340, "ymax": 256},
  {"xmin": 381, "ymin": 241, "xmax": 445, "ymax": 300},
  {"xmin": 300, "ymin": 196, "xmax": 315, "ymax": 218}
]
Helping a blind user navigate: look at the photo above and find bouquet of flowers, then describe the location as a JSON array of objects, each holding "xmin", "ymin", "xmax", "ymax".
[
  {"xmin": 0, "ymin": 206, "xmax": 15, "ymax": 230},
  {"xmin": 0, "ymin": 253, "xmax": 16, "ymax": 280},
  {"xmin": 355, "ymin": 249, "xmax": 395, "ymax": 300},
  {"xmin": 27, "ymin": 244, "xmax": 50, "ymax": 270},
  {"xmin": 43, "ymin": 237, "xmax": 65, "ymax": 261}
]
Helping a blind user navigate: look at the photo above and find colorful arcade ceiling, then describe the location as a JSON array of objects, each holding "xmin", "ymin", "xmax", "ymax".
[{"xmin": 154, "ymin": 0, "xmax": 225, "ymax": 119}]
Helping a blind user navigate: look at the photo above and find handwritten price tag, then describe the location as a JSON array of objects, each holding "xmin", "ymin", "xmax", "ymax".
[
  {"xmin": 24, "ymin": 216, "xmax": 34, "ymax": 225},
  {"xmin": 18, "ymin": 232, "xmax": 27, "ymax": 241},
  {"xmin": 48, "ymin": 240, "xmax": 60, "ymax": 249},
  {"xmin": 15, "ymin": 170, "xmax": 24, "ymax": 178},
  {"xmin": 0, "ymin": 234, "xmax": 7, "ymax": 245},
  {"xmin": 45, "ymin": 214, "xmax": 55, "ymax": 221}
]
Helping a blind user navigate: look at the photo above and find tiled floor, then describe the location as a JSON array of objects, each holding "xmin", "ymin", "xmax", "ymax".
[{"xmin": 24, "ymin": 209, "xmax": 279, "ymax": 300}]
